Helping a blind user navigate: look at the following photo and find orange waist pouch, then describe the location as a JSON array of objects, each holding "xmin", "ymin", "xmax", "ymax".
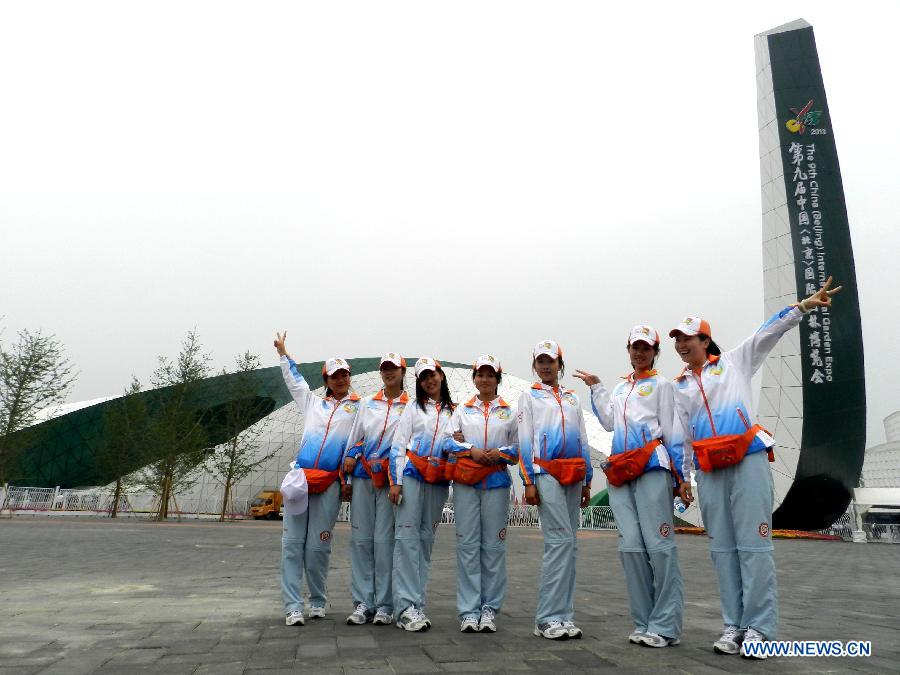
[
  {"xmin": 448, "ymin": 456, "xmax": 505, "ymax": 485},
  {"xmin": 534, "ymin": 457, "xmax": 586, "ymax": 486},
  {"xmin": 359, "ymin": 455, "xmax": 390, "ymax": 489},
  {"xmin": 603, "ymin": 439, "xmax": 662, "ymax": 487},
  {"xmin": 304, "ymin": 468, "xmax": 340, "ymax": 494},
  {"xmin": 693, "ymin": 424, "xmax": 772, "ymax": 472},
  {"xmin": 406, "ymin": 451, "xmax": 449, "ymax": 483}
]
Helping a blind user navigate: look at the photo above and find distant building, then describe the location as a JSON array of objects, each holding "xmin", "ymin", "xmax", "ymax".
[{"xmin": 860, "ymin": 411, "xmax": 900, "ymax": 488}]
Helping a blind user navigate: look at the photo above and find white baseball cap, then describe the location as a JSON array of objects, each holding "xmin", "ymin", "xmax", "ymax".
[
  {"xmin": 473, "ymin": 354, "xmax": 501, "ymax": 373},
  {"xmin": 533, "ymin": 339, "xmax": 562, "ymax": 360},
  {"xmin": 414, "ymin": 357, "xmax": 441, "ymax": 378},
  {"xmin": 668, "ymin": 316, "xmax": 712, "ymax": 339},
  {"xmin": 280, "ymin": 467, "xmax": 309, "ymax": 516},
  {"xmin": 322, "ymin": 357, "xmax": 351, "ymax": 376},
  {"xmin": 628, "ymin": 325, "xmax": 660, "ymax": 347},
  {"xmin": 380, "ymin": 352, "xmax": 407, "ymax": 368}
]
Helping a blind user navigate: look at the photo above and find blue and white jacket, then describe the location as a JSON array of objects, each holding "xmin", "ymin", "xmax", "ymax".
[
  {"xmin": 516, "ymin": 382, "xmax": 593, "ymax": 488},
  {"xmin": 343, "ymin": 389, "xmax": 410, "ymax": 483},
  {"xmin": 389, "ymin": 398, "xmax": 454, "ymax": 485},
  {"xmin": 673, "ymin": 306, "xmax": 805, "ymax": 477},
  {"xmin": 443, "ymin": 395, "xmax": 519, "ymax": 490},
  {"xmin": 280, "ymin": 356, "xmax": 361, "ymax": 473},
  {"xmin": 589, "ymin": 370, "xmax": 686, "ymax": 483}
]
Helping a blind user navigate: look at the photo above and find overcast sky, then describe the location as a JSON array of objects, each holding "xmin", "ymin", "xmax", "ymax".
[{"xmin": 2, "ymin": 2, "xmax": 897, "ymax": 445}]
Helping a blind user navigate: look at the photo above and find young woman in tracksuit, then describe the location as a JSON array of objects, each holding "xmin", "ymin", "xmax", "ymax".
[
  {"xmin": 574, "ymin": 325, "xmax": 686, "ymax": 648},
  {"xmin": 443, "ymin": 354, "xmax": 519, "ymax": 633},
  {"xmin": 518, "ymin": 340, "xmax": 593, "ymax": 640},
  {"xmin": 388, "ymin": 357, "xmax": 455, "ymax": 631},
  {"xmin": 341, "ymin": 352, "xmax": 409, "ymax": 627},
  {"xmin": 669, "ymin": 278, "xmax": 841, "ymax": 658},
  {"xmin": 274, "ymin": 332, "xmax": 361, "ymax": 627}
]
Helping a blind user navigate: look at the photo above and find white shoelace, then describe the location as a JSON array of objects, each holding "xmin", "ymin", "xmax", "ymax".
[
  {"xmin": 481, "ymin": 607, "xmax": 495, "ymax": 622},
  {"xmin": 721, "ymin": 625, "xmax": 740, "ymax": 641}
]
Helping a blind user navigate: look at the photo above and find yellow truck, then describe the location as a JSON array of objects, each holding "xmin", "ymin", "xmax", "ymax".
[{"xmin": 249, "ymin": 490, "xmax": 283, "ymax": 520}]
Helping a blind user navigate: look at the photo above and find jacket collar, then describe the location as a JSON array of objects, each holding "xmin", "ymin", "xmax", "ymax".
[
  {"xmin": 464, "ymin": 395, "xmax": 510, "ymax": 408},
  {"xmin": 675, "ymin": 354, "xmax": 721, "ymax": 380},
  {"xmin": 326, "ymin": 391, "xmax": 361, "ymax": 403},
  {"xmin": 531, "ymin": 381, "xmax": 571, "ymax": 394},
  {"xmin": 623, "ymin": 369, "xmax": 658, "ymax": 383},
  {"xmin": 373, "ymin": 389, "xmax": 410, "ymax": 404}
]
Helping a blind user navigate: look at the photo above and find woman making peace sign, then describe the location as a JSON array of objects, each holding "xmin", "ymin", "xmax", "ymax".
[
  {"xmin": 275, "ymin": 332, "xmax": 361, "ymax": 627},
  {"xmin": 669, "ymin": 278, "xmax": 841, "ymax": 659}
]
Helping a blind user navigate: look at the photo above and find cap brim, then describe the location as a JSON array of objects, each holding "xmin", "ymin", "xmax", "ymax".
[
  {"xmin": 669, "ymin": 328, "xmax": 695, "ymax": 338},
  {"xmin": 325, "ymin": 367, "xmax": 351, "ymax": 377},
  {"xmin": 630, "ymin": 337, "xmax": 657, "ymax": 346}
]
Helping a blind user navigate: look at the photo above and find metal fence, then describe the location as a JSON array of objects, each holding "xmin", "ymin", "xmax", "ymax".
[
  {"xmin": 1, "ymin": 486, "xmax": 108, "ymax": 513},
  {"xmin": 5, "ymin": 485, "xmax": 895, "ymax": 542},
  {"xmin": 862, "ymin": 523, "xmax": 900, "ymax": 543},
  {"xmin": 296, "ymin": 501, "xmax": 617, "ymax": 530},
  {"xmin": 2, "ymin": 485, "xmax": 617, "ymax": 530}
]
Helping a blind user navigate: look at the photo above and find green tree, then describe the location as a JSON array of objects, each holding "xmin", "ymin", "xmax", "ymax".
[
  {"xmin": 140, "ymin": 329, "xmax": 211, "ymax": 520},
  {"xmin": 97, "ymin": 377, "xmax": 148, "ymax": 517},
  {"xmin": 206, "ymin": 351, "xmax": 276, "ymax": 521},
  {"xmin": 0, "ymin": 327, "xmax": 77, "ymax": 485}
]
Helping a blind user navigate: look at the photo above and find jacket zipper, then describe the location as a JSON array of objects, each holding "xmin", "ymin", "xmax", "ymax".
[
  {"xmin": 622, "ymin": 379, "xmax": 637, "ymax": 452},
  {"xmin": 373, "ymin": 394, "xmax": 395, "ymax": 458},
  {"xmin": 428, "ymin": 403, "xmax": 442, "ymax": 457},
  {"xmin": 693, "ymin": 370, "xmax": 717, "ymax": 436},
  {"xmin": 314, "ymin": 399, "xmax": 341, "ymax": 469},
  {"xmin": 736, "ymin": 407, "xmax": 751, "ymax": 431},
  {"xmin": 482, "ymin": 400, "xmax": 491, "ymax": 488},
  {"xmin": 549, "ymin": 387, "xmax": 567, "ymax": 455}
]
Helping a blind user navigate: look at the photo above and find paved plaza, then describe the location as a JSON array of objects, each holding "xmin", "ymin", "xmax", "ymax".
[{"xmin": 0, "ymin": 517, "xmax": 897, "ymax": 674}]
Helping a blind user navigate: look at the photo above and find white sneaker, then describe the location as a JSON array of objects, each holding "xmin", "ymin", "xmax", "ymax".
[
  {"xmin": 460, "ymin": 616, "xmax": 480, "ymax": 633},
  {"xmin": 285, "ymin": 611, "xmax": 305, "ymax": 626},
  {"xmin": 396, "ymin": 606, "xmax": 428, "ymax": 632},
  {"xmin": 562, "ymin": 620, "xmax": 583, "ymax": 639},
  {"xmin": 421, "ymin": 611, "xmax": 432, "ymax": 628},
  {"xmin": 640, "ymin": 632, "xmax": 681, "ymax": 648},
  {"xmin": 534, "ymin": 620, "xmax": 569, "ymax": 640},
  {"xmin": 628, "ymin": 630, "xmax": 645, "ymax": 644},
  {"xmin": 479, "ymin": 606, "xmax": 497, "ymax": 633},
  {"xmin": 713, "ymin": 625, "xmax": 744, "ymax": 655},
  {"xmin": 740, "ymin": 627, "xmax": 767, "ymax": 660},
  {"xmin": 308, "ymin": 605, "xmax": 326, "ymax": 619},
  {"xmin": 346, "ymin": 603, "xmax": 370, "ymax": 625},
  {"xmin": 372, "ymin": 609, "xmax": 394, "ymax": 625}
]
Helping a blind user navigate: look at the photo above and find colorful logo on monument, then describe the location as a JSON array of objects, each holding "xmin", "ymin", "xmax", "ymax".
[{"xmin": 786, "ymin": 99, "xmax": 823, "ymax": 134}]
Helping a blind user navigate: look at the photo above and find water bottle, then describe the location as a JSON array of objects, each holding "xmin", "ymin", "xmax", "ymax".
[{"xmin": 674, "ymin": 497, "xmax": 687, "ymax": 514}]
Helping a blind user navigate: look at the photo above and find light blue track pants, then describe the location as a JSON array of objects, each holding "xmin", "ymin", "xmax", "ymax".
[
  {"xmin": 534, "ymin": 474, "xmax": 581, "ymax": 625},
  {"xmin": 349, "ymin": 477, "xmax": 395, "ymax": 614},
  {"xmin": 393, "ymin": 477, "xmax": 449, "ymax": 614},
  {"xmin": 453, "ymin": 483, "xmax": 510, "ymax": 620},
  {"xmin": 608, "ymin": 469, "xmax": 683, "ymax": 639},
  {"xmin": 696, "ymin": 451, "xmax": 778, "ymax": 638},
  {"xmin": 281, "ymin": 480, "xmax": 341, "ymax": 614}
]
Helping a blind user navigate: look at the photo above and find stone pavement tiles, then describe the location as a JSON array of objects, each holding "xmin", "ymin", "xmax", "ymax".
[{"xmin": 0, "ymin": 517, "xmax": 898, "ymax": 673}]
